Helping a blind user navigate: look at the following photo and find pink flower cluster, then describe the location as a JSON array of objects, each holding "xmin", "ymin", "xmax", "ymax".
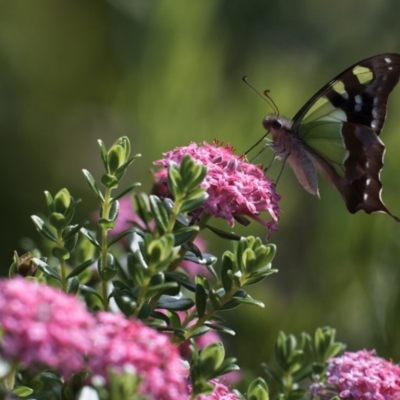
[
  {"xmin": 154, "ymin": 142, "xmax": 281, "ymax": 232},
  {"xmin": 89, "ymin": 312, "xmax": 188, "ymax": 400},
  {"xmin": 311, "ymin": 350, "xmax": 400, "ymax": 400},
  {"xmin": 0, "ymin": 278, "xmax": 94, "ymax": 378},
  {"xmin": 189, "ymin": 379, "xmax": 239, "ymax": 399},
  {"xmin": 0, "ymin": 278, "xmax": 188, "ymax": 399}
]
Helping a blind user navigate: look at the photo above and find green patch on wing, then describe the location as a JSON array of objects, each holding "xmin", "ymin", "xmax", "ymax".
[{"xmin": 298, "ymin": 119, "xmax": 348, "ymax": 175}]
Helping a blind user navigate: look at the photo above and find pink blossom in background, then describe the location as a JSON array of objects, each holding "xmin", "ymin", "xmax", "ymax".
[
  {"xmin": 180, "ymin": 235, "xmax": 212, "ymax": 278},
  {"xmin": 110, "ymin": 195, "xmax": 147, "ymax": 235},
  {"xmin": 311, "ymin": 350, "xmax": 400, "ymax": 400},
  {"xmin": 154, "ymin": 141, "xmax": 281, "ymax": 233},
  {"xmin": 0, "ymin": 278, "xmax": 94, "ymax": 379},
  {"xmin": 189, "ymin": 379, "xmax": 239, "ymax": 399},
  {"xmin": 89, "ymin": 312, "xmax": 188, "ymax": 400}
]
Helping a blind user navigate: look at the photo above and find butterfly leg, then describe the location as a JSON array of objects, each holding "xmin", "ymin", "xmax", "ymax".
[
  {"xmin": 274, "ymin": 149, "xmax": 291, "ymax": 187},
  {"xmin": 244, "ymin": 132, "xmax": 269, "ymax": 155},
  {"xmin": 249, "ymin": 138, "xmax": 274, "ymax": 163}
]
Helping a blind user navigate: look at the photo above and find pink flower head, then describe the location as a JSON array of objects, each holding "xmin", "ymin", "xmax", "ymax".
[
  {"xmin": 311, "ymin": 350, "xmax": 400, "ymax": 400},
  {"xmin": 0, "ymin": 278, "xmax": 94, "ymax": 378},
  {"xmin": 154, "ymin": 142, "xmax": 281, "ymax": 232},
  {"xmin": 189, "ymin": 379, "xmax": 239, "ymax": 399},
  {"xmin": 89, "ymin": 312, "xmax": 187, "ymax": 400}
]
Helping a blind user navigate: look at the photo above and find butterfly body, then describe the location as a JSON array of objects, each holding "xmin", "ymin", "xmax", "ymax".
[{"xmin": 262, "ymin": 53, "xmax": 400, "ymax": 222}]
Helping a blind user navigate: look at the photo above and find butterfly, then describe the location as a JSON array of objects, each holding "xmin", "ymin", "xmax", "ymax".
[{"xmin": 261, "ymin": 53, "xmax": 400, "ymax": 222}]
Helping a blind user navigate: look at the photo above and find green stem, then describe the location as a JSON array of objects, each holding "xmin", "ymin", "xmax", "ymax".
[
  {"xmin": 171, "ymin": 285, "xmax": 239, "ymax": 345},
  {"xmin": 133, "ymin": 275, "xmax": 151, "ymax": 318},
  {"xmin": 56, "ymin": 230, "xmax": 67, "ymax": 292},
  {"xmin": 100, "ymin": 187, "xmax": 113, "ymax": 311}
]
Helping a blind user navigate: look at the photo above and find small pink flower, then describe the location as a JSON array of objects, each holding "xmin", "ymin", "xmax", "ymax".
[
  {"xmin": 311, "ymin": 350, "xmax": 400, "ymax": 400},
  {"xmin": 89, "ymin": 312, "xmax": 187, "ymax": 400},
  {"xmin": 0, "ymin": 278, "xmax": 94, "ymax": 378},
  {"xmin": 189, "ymin": 379, "xmax": 239, "ymax": 399},
  {"xmin": 154, "ymin": 142, "xmax": 281, "ymax": 233}
]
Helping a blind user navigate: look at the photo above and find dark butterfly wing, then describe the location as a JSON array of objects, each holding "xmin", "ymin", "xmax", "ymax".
[
  {"xmin": 293, "ymin": 54, "xmax": 400, "ymax": 220},
  {"xmin": 293, "ymin": 53, "xmax": 400, "ymax": 132}
]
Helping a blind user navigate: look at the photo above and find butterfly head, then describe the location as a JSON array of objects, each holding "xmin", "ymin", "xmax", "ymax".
[{"xmin": 262, "ymin": 115, "xmax": 293, "ymax": 139}]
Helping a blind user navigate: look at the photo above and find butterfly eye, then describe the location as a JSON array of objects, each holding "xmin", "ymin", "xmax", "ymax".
[{"xmin": 272, "ymin": 120, "xmax": 282, "ymax": 130}]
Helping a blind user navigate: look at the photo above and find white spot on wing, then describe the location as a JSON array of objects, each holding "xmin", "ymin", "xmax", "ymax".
[
  {"xmin": 363, "ymin": 193, "xmax": 369, "ymax": 201},
  {"xmin": 366, "ymin": 161, "xmax": 370, "ymax": 169},
  {"xmin": 385, "ymin": 57, "xmax": 392, "ymax": 63},
  {"xmin": 366, "ymin": 179, "xmax": 371, "ymax": 186},
  {"xmin": 355, "ymin": 104, "xmax": 362, "ymax": 112},
  {"xmin": 355, "ymin": 95, "xmax": 362, "ymax": 104},
  {"xmin": 388, "ymin": 66, "xmax": 393, "ymax": 70},
  {"xmin": 371, "ymin": 121, "xmax": 377, "ymax": 129}
]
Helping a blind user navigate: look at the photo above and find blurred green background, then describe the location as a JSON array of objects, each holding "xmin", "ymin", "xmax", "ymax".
[{"xmin": 1, "ymin": 0, "xmax": 400, "ymax": 384}]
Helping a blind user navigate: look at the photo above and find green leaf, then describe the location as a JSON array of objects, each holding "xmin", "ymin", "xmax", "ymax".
[
  {"xmin": 112, "ymin": 183, "xmax": 141, "ymax": 202},
  {"xmin": 149, "ymin": 195, "xmax": 169, "ymax": 232},
  {"xmin": 167, "ymin": 162, "xmax": 182, "ymax": 198},
  {"xmin": 220, "ymin": 251, "xmax": 235, "ymax": 292},
  {"xmin": 44, "ymin": 191, "xmax": 54, "ymax": 212},
  {"xmin": 205, "ymin": 224, "xmax": 242, "ymax": 240},
  {"xmin": 108, "ymin": 199, "xmax": 120, "ymax": 222},
  {"xmin": 180, "ymin": 155, "xmax": 208, "ymax": 191},
  {"xmin": 33, "ymin": 258, "xmax": 61, "ymax": 281},
  {"xmin": 79, "ymin": 284, "xmax": 103, "ymax": 302},
  {"xmin": 67, "ymin": 259, "xmax": 96, "ymax": 279},
  {"xmin": 54, "ymin": 188, "xmax": 71, "ymax": 214},
  {"xmin": 80, "ymin": 228, "xmax": 101, "ymax": 249},
  {"xmin": 64, "ymin": 232, "xmax": 78, "ymax": 253},
  {"xmin": 232, "ymin": 293, "xmax": 264, "ymax": 308},
  {"xmin": 98, "ymin": 253, "xmax": 116, "ymax": 281},
  {"xmin": 187, "ymin": 326, "xmax": 211, "ymax": 340},
  {"xmin": 173, "ymin": 226, "xmax": 199, "ymax": 246},
  {"xmin": 82, "ymin": 169, "xmax": 104, "ymax": 201},
  {"xmin": 287, "ymin": 389, "xmax": 306, "ymax": 400},
  {"xmin": 179, "ymin": 189, "xmax": 208, "ymax": 213},
  {"xmin": 183, "ymin": 251, "xmax": 217, "ymax": 266},
  {"xmin": 107, "ymin": 228, "xmax": 138, "ymax": 248},
  {"xmin": 98, "ymin": 139, "xmax": 108, "ymax": 170},
  {"xmin": 204, "ymin": 323, "xmax": 235, "ymax": 336},
  {"xmin": 195, "ymin": 283, "xmax": 207, "ymax": 318},
  {"xmin": 115, "ymin": 155, "xmax": 140, "ymax": 179},
  {"xmin": 107, "ymin": 144, "xmax": 126, "ymax": 173},
  {"xmin": 62, "ymin": 222, "xmax": 88, "ymax": 241},
  {"xmin": 67, "ymin": 276, "xmax": 80, "ymax": 294},
  {"xmin": 31, "ymin": 215, "xmax": 57, "ymax": 242},
  {"xmin": 165, "ymin": 271, "xmax": 196, "ymax": 292},
  {"xmin": 12, "ymin": 386, "xmax": 34, "ymax": 397},
  {"xmin": 52, "ymin": 246, "xmax": 70, "ymax": 260},
  {"xmin": 157, "ymin": 295, "xmax": 194, "ymax": 311}
]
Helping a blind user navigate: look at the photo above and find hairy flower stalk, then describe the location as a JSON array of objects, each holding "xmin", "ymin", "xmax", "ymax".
[{"xmin": 154, "ymin": 141, "xmax": 281, "ymax": 233}]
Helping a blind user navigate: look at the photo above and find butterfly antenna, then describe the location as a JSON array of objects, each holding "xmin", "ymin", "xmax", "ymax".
[
  {"xmin": 243, "ymin": 76, "xmax": 280, "ymax": 156},
  {"xmin": 263, "ymin": 89, "xmax": 279, "ymax": 117},
  {"xmin": 242, "ymin": 76, "xmax": 280, "ymax": 116}
]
